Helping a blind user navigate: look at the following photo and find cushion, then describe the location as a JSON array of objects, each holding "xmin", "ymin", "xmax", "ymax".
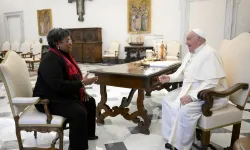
[
  {"xmin": 19, "ymin": 105, "xmax": 66, "ymax": 127},
  {"xmin": 198, "ymin": 104, "xmax": 243, "ymax": 130}
]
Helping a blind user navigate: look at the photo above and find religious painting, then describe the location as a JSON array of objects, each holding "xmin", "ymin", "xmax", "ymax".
[
  {"xmin": 128, "ymin": 0, "xmax": 151, "ymax": 34},
  {"xmin": 37, "ymin": 9, "xmax": 52, "ymax": 36}
]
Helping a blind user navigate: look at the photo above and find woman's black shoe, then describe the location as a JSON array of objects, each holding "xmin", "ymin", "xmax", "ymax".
[{"xmin": 88, "ymin": 135, "xmax": 98, "ymax": 140}]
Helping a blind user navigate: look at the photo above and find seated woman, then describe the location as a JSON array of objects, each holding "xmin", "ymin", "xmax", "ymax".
[{"xmin": 33, "ymin": 28, "xmax": 98, "ymax": 150}]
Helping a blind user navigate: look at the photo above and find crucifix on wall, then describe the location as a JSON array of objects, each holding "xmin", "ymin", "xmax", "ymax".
[{"xmin": 68, "ymin": 0, "xmax": 92, "ymax": 22}]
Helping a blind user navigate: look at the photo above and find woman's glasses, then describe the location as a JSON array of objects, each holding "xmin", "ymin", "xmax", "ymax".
[{"xmin": 60, "ymin": 39, "xmax": 72, "ymax": 44}]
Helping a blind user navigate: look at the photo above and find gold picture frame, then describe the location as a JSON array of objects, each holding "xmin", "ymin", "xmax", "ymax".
[
  {"xmin": 37, "ymin": 9, "xmax": 52, "ymax": 36},
  {"xmin": 127, "ymin": 0, "xmax": 151, "ymax": 34}
]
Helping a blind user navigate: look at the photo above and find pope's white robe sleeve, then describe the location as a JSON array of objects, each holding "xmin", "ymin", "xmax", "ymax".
[
  {"xmin": 188, "ymin": 78, "xmax": 219, "ymax": 101},
  {"xmin": 168, "ymin": 66, "xmax": 184, "ymax": 82}
]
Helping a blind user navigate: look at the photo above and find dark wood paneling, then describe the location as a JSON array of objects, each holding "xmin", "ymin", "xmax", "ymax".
[
  {"xmin": 67, "ymin": 28, "xmax": 102, "ymax": 63},
  {"xmin": 71, "ymin": 44, "xmax": 82, "ymax": 61}
]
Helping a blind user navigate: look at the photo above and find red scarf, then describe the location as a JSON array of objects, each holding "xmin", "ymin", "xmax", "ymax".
[{"xmin": 49, "ymin": 48, "xmax": 85, "ymax": 101}]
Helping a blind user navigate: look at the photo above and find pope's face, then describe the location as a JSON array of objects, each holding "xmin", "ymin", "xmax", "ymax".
[{"xmin": 185, "ymin": 32, "xmax": 200, "ymax": 53}]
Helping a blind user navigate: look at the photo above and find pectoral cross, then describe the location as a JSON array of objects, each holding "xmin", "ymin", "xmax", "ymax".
[{"xmin": 68, "ymin": 0, "xmax": 92, "ymax": 22}]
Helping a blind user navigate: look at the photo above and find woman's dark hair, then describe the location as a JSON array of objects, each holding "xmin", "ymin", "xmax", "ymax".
[{"xmin": 47, "ymin": 28, "xmax": 70, "ymax": 49}]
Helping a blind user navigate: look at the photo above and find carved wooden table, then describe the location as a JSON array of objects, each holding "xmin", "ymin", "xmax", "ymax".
[
  {"xmin": 124, "ymin": 46, "xmax": 154, "ymax": 63},
  {"xmin": 89, "ymin": 62, "xmax": 181, "ymax": 134}
]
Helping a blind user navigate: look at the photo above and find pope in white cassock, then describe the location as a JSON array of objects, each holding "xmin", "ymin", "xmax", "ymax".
[{"xmin": 159, "ymin": 29, "xmax": 229, "ymax": 150}]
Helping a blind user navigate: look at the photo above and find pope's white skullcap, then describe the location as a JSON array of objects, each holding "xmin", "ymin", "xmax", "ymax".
[{"xmin": 191, "ymin": 29, "xmax": 206, "ymax": 39}]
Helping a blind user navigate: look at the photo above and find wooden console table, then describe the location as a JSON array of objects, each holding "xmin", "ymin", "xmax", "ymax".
[
  {"xmin": 124, "ymin": 46, "xmax": 154, "ymax": 63},
  {"xmin": 89, "ymin": 62, "xmax": 181, "ymax": 134}
]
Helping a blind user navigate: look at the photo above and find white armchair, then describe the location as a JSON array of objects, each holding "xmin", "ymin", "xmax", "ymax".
[
  {"xmin": 0, "ymin": 51, "xmax": 66, "ymax": 150},
  {"xmin": 11, "ymin": 41, "xmax": 21, "ymax": 53},
  {"xmin": 24, "ymin": 41, "xmax": 42, "ymax": 70},
  {"xmin": 196, "ymin": 32, "xmax": 250, "ymax": 149},
  {"xmin": 0, "ymin": 41, "xmax": 11, "ymax": 58},
  {"xmin": 166, "ymin": 41, "xmax": 180, "ymax": 61},
  {"xmin": 103, "ymin": 41, "xmax": 120, "ymax": 63},
  {"xmin": 20, "ymin": 42, "xmax": 32, "ymax": 58},
  {"xmin": 2, "ymin": 41, "xmax": 10, "ymax": 51}
]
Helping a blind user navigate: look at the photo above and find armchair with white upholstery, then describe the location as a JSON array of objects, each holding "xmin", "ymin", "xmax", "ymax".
[
  {"xmin": 166, "ymin": 41, "xmax": 180, "ymax": 61},
  {"xmin": 24, "ymin": 41, "xmax": 42, "ymax": 70},
  {"xmin": 196, "ymin": 32, "xmax": 250, "ymax": 149},
  {"xmin": 11, "ymin": 41, "xmax": 21, "ymax": 53},
  {"xmin": 103, "ymin": 41, "xmax": 120, "ymax": 63},
  {"xmin": 0, "ymin": 41, "xmax": 11, "ymax": 58},
  {"xmin": 20, "ymin": 42, "xmax": 32, "ymax": 58},
  {"xmin": 0, "ymin": 51, "xmax": 66, "ymax": 150},
  {"xmin": 2, "ymin": 41, "xmax": 10, "ymax": 51}
]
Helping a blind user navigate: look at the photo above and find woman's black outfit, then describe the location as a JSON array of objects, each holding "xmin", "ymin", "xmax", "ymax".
[{"xmin": 33, "ymin": 49, "xmax": 96, "ymax": 150}]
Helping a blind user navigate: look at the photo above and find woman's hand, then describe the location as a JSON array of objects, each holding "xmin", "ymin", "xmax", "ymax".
[{"xmin": 82, "ymin": 72, "xmax": 98, "ymax": 85}]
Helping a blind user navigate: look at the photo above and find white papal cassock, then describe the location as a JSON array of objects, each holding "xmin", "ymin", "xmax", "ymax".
[{"xmin": 162, "ymin": 43, "xmax": 229, "ymax": 150}]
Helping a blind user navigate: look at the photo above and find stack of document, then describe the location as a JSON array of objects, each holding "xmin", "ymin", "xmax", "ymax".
[{"xmin": 146, "ymin": 60, "xmax": 181, "ymax": 68}]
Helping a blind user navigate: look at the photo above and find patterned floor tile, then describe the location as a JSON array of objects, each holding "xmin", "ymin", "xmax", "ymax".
[
  {"xmin": 0, "ymin": 112, "xmax": 11, "ymax": 117},
  {"xmin": 105, "ymin": 142, "xmax": 127, "ymax": 150},
  {"xmin": 0, "ymin": 140, "xmax": 20, "ymax": 150}
]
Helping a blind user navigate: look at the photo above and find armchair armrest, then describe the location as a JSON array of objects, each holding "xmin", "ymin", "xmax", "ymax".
[
  {"xmin": 12, "ymin": 97, "xmax": 40, "ymax": 105},
  {"xmin": 115, "ymin": 51, "xmax": 119, "ymax": 57},
  {"xmin": 12, "ymin": 97, "xmax": 53, "ymax": 124},
  {"xmin": 21, "ymin": 52, "xmax": 32, "ymax": 58},
  {"xmin": 35, "ymin": 99, "xmax": 53, "ymax": 124},
  {"xmin": 197, "ymin": 83, "xmax": 249, "ymax": 117},
  {"xmin": 32, "ymin": 53, "xmax": 41, "ymax": 60},
  {"xmin": 104, "ymin": 50, "xmax": 109, "ymax": 55}
]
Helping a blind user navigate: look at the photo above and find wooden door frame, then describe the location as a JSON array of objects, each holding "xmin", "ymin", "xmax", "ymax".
[{"xmin": 4, "ymin": 11, "xmax": 25, "ymax": 43}]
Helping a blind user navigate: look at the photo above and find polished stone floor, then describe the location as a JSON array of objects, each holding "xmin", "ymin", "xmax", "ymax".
[{"xmin": 0, "ymin": 63, "xmax": 249, "ymax": 150}]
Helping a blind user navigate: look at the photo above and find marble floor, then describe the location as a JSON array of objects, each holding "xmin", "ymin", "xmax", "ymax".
[{"xmin": 0, "ymin": 63, "xmax": 250, "ymax": 150}]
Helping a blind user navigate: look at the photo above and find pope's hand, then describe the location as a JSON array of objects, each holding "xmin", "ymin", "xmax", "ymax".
[
  {"xmin": 158, "ymin": 75, "xmax": 170, "ymax": 84},
  {"xmin": 180, "ymin": 95, "xmax": 193, "ymax": 105}
]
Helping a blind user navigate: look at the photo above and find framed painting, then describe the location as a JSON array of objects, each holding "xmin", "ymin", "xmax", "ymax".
[
  {"xmin": 37, "ymin": 9, "xmax": 52, "ymax": 36},
  {"xmin": 127, "ymin": 0, "xmax": 151, "ymax": 34}
]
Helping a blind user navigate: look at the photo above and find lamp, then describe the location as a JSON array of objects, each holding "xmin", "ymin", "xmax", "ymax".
[{"xmin": 144, "ymin": 34, "xmax": 164, "ymax": 52}]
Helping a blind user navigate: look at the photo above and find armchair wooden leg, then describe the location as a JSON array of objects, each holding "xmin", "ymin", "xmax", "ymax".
[
  {"xmin": 230, "ymin": 123, "xmax": 241, "ymax": 148},
  {"xmin": 51, "ymin": 133, "xmax": 59, "ymax": 148},
  {"xmin": 58, "ymin": 128, "xmax": 64, "ymax": 150},
  {"xmin": 31, "ymin": 62, "xmax": 34, "ymax": 71},
  {"xmin": 16, "ymin": 128, "xmax": 23, "ymax": 150},
  {"xmin": 201, "ymin": 130, "xmax": 210, "ymax": 150},
  {"xmin": 34, "ymin": 131, "xmax": 37, "ymax": 138}
]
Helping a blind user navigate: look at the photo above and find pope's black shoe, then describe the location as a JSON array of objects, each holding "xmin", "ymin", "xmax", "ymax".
[{"xmin": 165, "ymin": 143, "xmax": 178, "ymax": 150}]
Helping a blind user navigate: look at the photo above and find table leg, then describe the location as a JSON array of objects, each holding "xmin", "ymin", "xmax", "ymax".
[
  {"xmin": 145, "ymin": 91, "xmax": 151, "ymax": 96},
  {"xmin": 96, "ymin": 84, "xmax": 109, "ymax": 124},
  {"xmin": 120, "ymin": 89, "xmax": 137, "ymax": 108},
  {"xmin": 97, "ymin": 87, "xmax": 150, "ymax": 134},
  {"xmin": 136, "ymin": 89, "xmax": 150, "ymax": 134}
]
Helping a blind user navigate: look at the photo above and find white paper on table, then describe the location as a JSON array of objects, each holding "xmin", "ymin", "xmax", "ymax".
[{"xmin": 147, "ymin": 60, "xmax": 181, "ymax": 68}]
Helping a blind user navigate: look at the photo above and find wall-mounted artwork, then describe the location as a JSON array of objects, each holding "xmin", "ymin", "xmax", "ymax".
[
  {"xmin": 128, "ymin": 0, "xmax": 151, "ymax": 34},
  {"xmin": 37, "ymin": 9, "xmax": 52, "ymax": 36}
]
